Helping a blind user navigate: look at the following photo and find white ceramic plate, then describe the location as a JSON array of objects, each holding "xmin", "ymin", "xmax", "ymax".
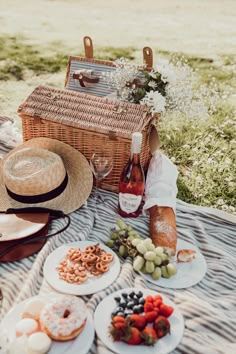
[
  {"xmin": 141, "ymin": 239, "xmax": 207, "ymax": 289},
  {"xmin": 0, "ymin": 294, "xmax": 94, "ymax": 354},
  {"xmin": 43, "ymin": 241, "xmax": 120, "ymax": 295},
  {"xmin": 94, "ymin": 287, "xmax": 184, "ymax": 354}
]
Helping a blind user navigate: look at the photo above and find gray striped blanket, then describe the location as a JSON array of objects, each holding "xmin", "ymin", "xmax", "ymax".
[{"xmin": 0, "ymin": 121, "xmax": 236, "ymax": 354}]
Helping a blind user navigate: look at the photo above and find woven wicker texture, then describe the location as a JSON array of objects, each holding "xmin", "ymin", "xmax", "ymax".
[{"xmin": 18, "ymin": 86, "xmax": 154, "ymax": 192}]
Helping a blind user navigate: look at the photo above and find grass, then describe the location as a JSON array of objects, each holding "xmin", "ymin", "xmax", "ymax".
[{"xmin": 0, "ymin": 36, "xmax": 235, "ymax": 214}]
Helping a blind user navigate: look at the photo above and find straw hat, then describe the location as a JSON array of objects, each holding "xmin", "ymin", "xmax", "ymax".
[{"xmin": 0, "ymin": 137, "xmax": 93, "ymax": 213}]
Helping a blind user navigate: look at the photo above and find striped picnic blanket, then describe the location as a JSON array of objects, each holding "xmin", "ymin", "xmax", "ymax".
[{"xmin": 0, "ymin": 121, "xmax": 236, "ymax": 353}]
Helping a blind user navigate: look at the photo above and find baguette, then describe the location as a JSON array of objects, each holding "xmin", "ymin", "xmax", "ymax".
[{"xmin": 149, "ymin": 205, "xmax": 177, "ymax": 256}]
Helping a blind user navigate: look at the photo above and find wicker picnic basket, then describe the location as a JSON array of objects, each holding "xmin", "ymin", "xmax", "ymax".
[{"xmin": 18, "ymin": 37, "xmax": 158, "ymax": 193}]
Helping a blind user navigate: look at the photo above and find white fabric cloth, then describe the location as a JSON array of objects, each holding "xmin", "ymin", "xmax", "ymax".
[{"xmin": 143, "ymin": 150, "xmax": 178, "ymax": 213}]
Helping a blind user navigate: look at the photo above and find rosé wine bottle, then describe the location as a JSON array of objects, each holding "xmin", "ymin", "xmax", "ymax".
[{"xmin": 118, "ymin": 132, "xmax": 145, "ymax": 218}]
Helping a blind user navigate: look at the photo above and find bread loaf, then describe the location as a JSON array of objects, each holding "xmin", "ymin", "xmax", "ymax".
[{"xmin": 149, "ymin": 205, "xmax": 177, "ymax": 256}]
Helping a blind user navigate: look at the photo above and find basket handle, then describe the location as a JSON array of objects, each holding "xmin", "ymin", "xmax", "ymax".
[
  {"xmin": 143, "ymin": 47, "xmax": 153, "ymax": 70},
  {"xmin": 72, "ymin": 70, "xmax": 99, "ymax": 87},
  {"xmin": 84, "ymin": 36, "xmax": 94, "ymax": 58}
]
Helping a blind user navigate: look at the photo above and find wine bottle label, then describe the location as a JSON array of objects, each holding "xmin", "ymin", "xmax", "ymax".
[{"xmin": 119, "ymin": 193, "xmax": 142, "ymax": 214}]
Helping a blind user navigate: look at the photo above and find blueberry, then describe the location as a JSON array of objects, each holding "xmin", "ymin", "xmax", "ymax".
[
  {"xmin": 124, "ymin": 309, "xmax": 133, "ymax": 316},
  {"xmin": 127, "ymin": 301, "xmax": 135, "ymax": 309},
  {"xmin": 136, "ymin": 291, "xmax": 143, "ymax": 298},
  {"xmin": 128, "ymin": 291, "xmax": 135, "ymax": 298},
  {"xmin": 114, "ymin": 296, "xmax": 121, "ymax": 303},
  {"xmin": 138, "ymin": 297, "xmax": 145, "ymax": 305},
  {"xmin": 119, "ymin": 300, "xmax": 127, "ymax": 308},
  {"xmin": 132, "ymin": 297, "xmax": 139, "ymax": 305},
  {"xmin": 116, "ymin": 312, "xmax": 125, "ymax": 317},
  {"xmin": 115, "ymin": 306, "xmax": 124, "ymax": 314},
  {"xmin": 137, "ymin": 305, "xmax": 144, "ymax": 313},
  {"xmin": 121, "ymin": 292, "xmax": 128, "ymax": 299},
  {"xmin": 133, "ymin": 305, "xmax": 140, "ymax": 314}
]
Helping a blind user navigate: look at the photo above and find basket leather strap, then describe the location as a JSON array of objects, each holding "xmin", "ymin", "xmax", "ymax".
[
  {"xmin": 143, "ymin": 47, "xmax": 153, "ymax": 70},
  {"xmin": 84, "ymin": 36, "xmax": 94, "ymax": 58},
  {"xmin": 72, "ymin": 72, "xmax": 99, "ymax": 87}
]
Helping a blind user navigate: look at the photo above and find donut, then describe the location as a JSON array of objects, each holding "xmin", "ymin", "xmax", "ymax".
[
  {"xmin": 22, "ymin": 298, "xmax": 46, "ymax": 320},
  {"xmin": 27, "ymin": 332, "xmax": 52, "ymax": 354},
  {"xmin": 39, "ymin": 295, "xmax": 87, "ymax": 341},
  {"xmin": 15, "ymin": 318, "xmax": 39, "ymax": 337}
]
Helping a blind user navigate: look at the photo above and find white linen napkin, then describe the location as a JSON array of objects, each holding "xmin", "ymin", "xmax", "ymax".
[{"xmin": 143, "ymin": 150, "xmax": 179, "ymax": 214}]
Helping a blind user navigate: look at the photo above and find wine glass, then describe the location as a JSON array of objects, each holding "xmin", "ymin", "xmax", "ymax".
[{"xmin": 90, "ymin": 151, "xmax": 113, "ymax": 208}]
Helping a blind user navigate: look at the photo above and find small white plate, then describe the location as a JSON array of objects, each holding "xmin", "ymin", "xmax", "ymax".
[
  {"xmin": 94, "ymin": 287, "xmax": 184, "ymax": 354},
  {"xmin": 142, "ymin": 239, "xmax": 207, "ymax": 289},
  {"xmin": 0, "ymin": 294, "xmax": 95, "ymax": 354},
  {"xmin": 43, "ymin": 241, "xmax": 120, "ymax": 295}
]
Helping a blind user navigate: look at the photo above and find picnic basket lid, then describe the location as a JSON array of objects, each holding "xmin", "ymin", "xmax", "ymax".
[{"xmin": 18, "ymin": 85, "xmax": 153, "ymax": 139}]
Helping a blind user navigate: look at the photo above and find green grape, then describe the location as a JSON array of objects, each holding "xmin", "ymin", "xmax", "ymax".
[
  {"xmin": 145, "ymin": 260, "xmax": 155, "ymax": 274},
  {"xmin": 127, "ymin": 235, "xmax": 136, "ymax": 242},
  {"xmin": 144, "ymin": 251, "xmax": 156, "ymax": 261},
  {"xmin": 119, "ymin": 245, "xmax": 128, "ymax": 257},
  {"xmin": 143, "ymin": 238, "xmax": 152, "ymax": 246},
  {"xmin": 116, "ymin": 219, "xmax": 127, "ymax": 230},
  {"xmin": 155, "ymin": 246, "xmax": 164, "ymax": 255},
  {"xmin": 167, "ymin": 263, "xmax": 177, "ymax": 276},
  {"xmin": 151, "ymin": 267, "xmax": 162, "ymax": 280},
  {"xmin": 118, "ymin": 230, "xmax": 126, "ymax": 236},
  {"xmin": 160, "ymin": 253, "xmax": 169, "ymax": 264},
  {"xmin": 128, "ymin": 230, "xmax": 139, "ymax": 237},
  {"xmin": 146, "ymin": 243, "xmax": 155, "ymax": 251},
  {"xmin": 111, "ymin": 232, "xmax": 119, "ymax": 240},
  {"xmin": 136, "ymin": 243, "xmax": 148, "ymax": 255},
  {"xmin": 127, "ymin": 225, "xmax": 133, "ymax": 232},
  {"xmin": 154, "ymin": 255, "xmax": 162, "ymax": 266},
  {"xmin": 106, "ymin": 239, "xmax": 114, "ymax": 248},
  {"xmin": 140, "ymin": 264, "xmax": 148, "ymax": 274},
  {"xmin": 161, "ymin": 265, "xmax": 170, "ymax": 278},
  {"xmin": 131, "ymin": 238, "xmax": 141, "ymax": 247},
  {"xmin": 133, "ymin": 256, "xmax": 145, "ymax": 272}
]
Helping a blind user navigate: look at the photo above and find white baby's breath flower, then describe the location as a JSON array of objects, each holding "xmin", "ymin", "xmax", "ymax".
[
  {"xmin": 148, "ymin": 80, "xmax": 157, "ymax": 89},
  {"xmin": 140, "ymin": 90, "xmax": 166, "ymax": 113}
]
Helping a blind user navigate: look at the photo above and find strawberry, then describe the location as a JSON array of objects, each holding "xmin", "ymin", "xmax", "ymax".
[
  {"xmin": 144, "ymin": 302, "xmax": 154, "ymax": 313},
  {"xmin": 154, "ymin": 295, "xmax": 163, "ymax": 302},
  {"xmin": 128, "ymin": 314, "xmax": 147, "ymax": 330},
  {"xmin": 159, "ymin": 304, "xmax": 174, "ymax": 318},
  {"xmin": 145, "ymin": 295, "xmax": 154, "ymax": 303},
  {"xmin": 153, "ymin": 316, "xmax": 171, "ymax": 338},
  {"xmin": 112, "ymin": 316, "xmax": 127, "ymax": 324},
  {"xmin": 153, "ymin": 299, "xmax": 162, "ymax": 308},
  {"xmin": 145, "ymin": 310, "xmax": 159, "ymax": 323},
  {"xmin": 141, "ymin": 327, "xmax": 158, "ymax": 346},
  {"xmin": 110, "ymin": 316, "xmax": 128, "ymax": 341},
  {"xmin": 122, "ymin": 327, "xmax": 142, "ymax": 345}
]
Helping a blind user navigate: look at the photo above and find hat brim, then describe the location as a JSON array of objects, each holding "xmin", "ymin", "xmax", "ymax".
[{"xmin": 0, "ymin": 137, "xmax": 93, "ymax": 214}]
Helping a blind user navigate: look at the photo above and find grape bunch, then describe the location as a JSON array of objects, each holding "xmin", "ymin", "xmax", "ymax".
[{"xmin": 106, "ymin": 219, "xmax": 177, "ymax": 280}]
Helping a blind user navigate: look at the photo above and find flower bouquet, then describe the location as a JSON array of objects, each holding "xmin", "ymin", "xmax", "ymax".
[{"xmin": 103, "ymin": 57, "xmax": 218, "ymax": 120}]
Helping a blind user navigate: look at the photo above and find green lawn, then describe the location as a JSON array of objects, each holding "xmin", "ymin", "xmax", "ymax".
[{"xmin": 0, "ymin": 36, "xmax": 235, "ymax": 214}]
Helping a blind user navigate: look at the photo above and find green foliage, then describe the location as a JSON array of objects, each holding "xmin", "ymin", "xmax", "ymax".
[
  {"xmin": 0, "ymin": 36, "xmax": 68, "ymax": 80},
  {"xmin": 95, "ymin": 46, "xmax": 136, "ymax": 61}
]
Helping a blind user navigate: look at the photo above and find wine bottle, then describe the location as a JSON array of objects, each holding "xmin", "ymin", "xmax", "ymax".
[{"xmin": 118, "ymin": 132, "xmax": 145, "ymax": 218}]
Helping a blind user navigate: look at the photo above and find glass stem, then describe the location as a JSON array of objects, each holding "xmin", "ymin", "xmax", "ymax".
[{"xmin": 94, "ymin": 177, "xmax": 101, "ymax": 207}]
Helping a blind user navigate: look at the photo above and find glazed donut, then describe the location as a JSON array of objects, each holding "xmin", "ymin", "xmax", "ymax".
[{"xmin": 40, "ymin": 295, "xmax": 87, "ymax": 341}]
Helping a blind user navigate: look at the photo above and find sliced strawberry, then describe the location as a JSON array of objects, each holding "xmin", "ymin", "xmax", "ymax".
[
  {"xmin": 145, "ymin": 310, "xmax": 159, "ymax": 323},
  {"xmin": 159, "ymin": 304, "xmax": 174, "ymax": 318},
  {"xmin": 145, "ymin": 295, "xmax": 154, "ymax": 303},
  {"xmin": 144, "ymin": 302, "xmax": 154, "ymax": 313}
]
